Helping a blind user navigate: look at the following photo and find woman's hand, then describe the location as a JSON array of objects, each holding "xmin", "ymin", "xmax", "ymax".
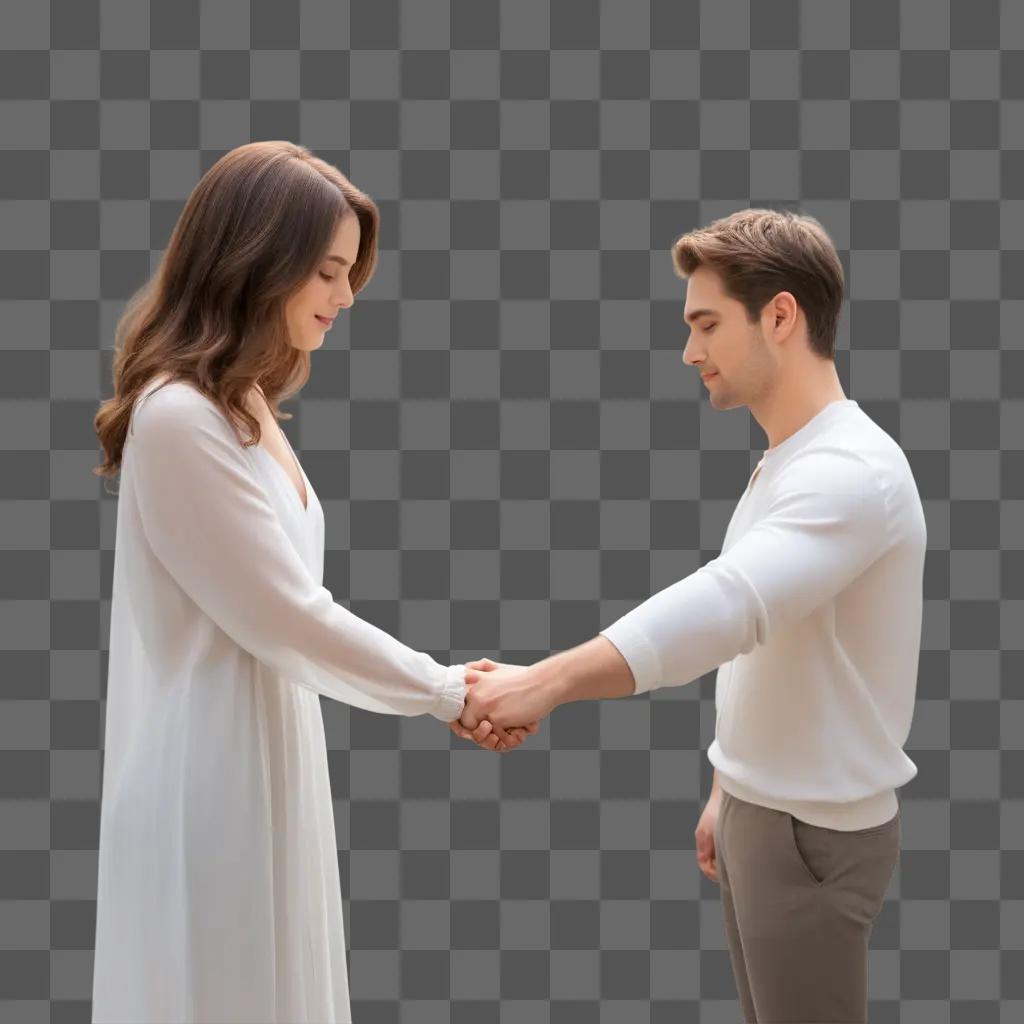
[{"xmin": 448, "ymin": 716, "xmax": 539, "ymax": 752}]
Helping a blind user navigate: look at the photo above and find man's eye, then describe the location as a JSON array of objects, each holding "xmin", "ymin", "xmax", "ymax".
[{"xmin": 320, "ymin": 272, "xmax": 335, "ymax": 282}]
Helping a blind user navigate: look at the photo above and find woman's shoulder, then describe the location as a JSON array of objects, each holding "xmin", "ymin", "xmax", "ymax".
[
  {"xmin": 131, "ymin": 374, "xmax": 234, "ymax": 443},
  {"xmin": 139, "ymin": 373, "xmax": 208, "ymax": 406}
]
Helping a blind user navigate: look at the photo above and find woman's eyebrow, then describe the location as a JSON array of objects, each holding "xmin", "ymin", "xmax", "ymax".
[{"xmin": 325, "ymin": 255, "xmax": 350, "ymax": 265}]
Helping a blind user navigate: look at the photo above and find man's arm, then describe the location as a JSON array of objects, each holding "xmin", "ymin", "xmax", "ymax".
[
  {"xmin": 594, "ymin": 447, "xmax": 890, "ymax": 695},
  {"xmin": 459, "ymin": 446, "xmax": 890, "ymax": 733},
  {"xmin": 456, "ymin": 636, "xmax": 634, "ymax": 732},
  {"xmin": 535, "ymin": 635, "xmax": 636, "ymax": 705}
]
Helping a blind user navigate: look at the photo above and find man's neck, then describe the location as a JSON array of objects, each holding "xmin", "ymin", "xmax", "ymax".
[{"xmin": 753, "ymin": 370, "xmax": 847, "ymax": 451}]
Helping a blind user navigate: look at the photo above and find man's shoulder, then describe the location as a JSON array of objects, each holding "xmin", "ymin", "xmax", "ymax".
[
  {"xmin": 776, "ymin": 440, "xmax": 883, "ymax": 494},
  {"xmin": 788, "ymin": 411, "xmax": 911, "ymax": 491}
]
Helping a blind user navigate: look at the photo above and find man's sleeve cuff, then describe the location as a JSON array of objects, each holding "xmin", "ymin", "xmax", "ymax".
[{"xmin": 599, "ymin": 620, "xmax": 662, "ymax": 695}]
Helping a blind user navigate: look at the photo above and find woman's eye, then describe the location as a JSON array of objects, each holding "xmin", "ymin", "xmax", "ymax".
[
  {"xmin": 703, "ymin": 324, "xmax": 716, "ymax": 332},
  {"xmin": 319, "ymin": 272, "xmax": 335, "ymax": 282}
]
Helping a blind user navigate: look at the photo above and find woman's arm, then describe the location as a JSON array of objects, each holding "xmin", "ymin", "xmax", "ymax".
[{"xmin": 128, "ymin": 387, "xmax": 465, "ymax": 722}]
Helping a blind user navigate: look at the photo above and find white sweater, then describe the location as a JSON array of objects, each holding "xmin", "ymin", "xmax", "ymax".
[{"xmin": 599, "ymin": 399, "xmax": 926, "ymax": 830}]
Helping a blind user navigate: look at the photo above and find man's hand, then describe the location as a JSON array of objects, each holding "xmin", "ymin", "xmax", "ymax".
[
  {"xmin": 458, "ymin": 658, "xmax": 559, "ymax": 733},
  {"xmin": 448, "ymin": 660, "xmax": 541, "ymax": 752},
  {"xmin": 695, "ymin": 788, "xmax": 723, "ymax": 883}
]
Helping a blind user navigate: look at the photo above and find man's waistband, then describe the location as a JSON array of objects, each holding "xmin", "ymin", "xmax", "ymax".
[{"xmin": 719, "ymin": 774, "xmax": 899, "ymax": 831}]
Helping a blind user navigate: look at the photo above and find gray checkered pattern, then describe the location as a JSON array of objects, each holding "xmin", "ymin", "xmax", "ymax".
[{"xmin": 1, "ymin": 0, "xmax": 1020, "ymax": 1020}]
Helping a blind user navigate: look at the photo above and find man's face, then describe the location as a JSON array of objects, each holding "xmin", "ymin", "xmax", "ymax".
[{"xmin": 681, "ymin": 265, "xmax": 776, "ymax": 411}]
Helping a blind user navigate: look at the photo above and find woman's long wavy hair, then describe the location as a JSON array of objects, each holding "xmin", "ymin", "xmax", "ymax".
[{"xmin": 94, "ymin": 140, "xmax": 380, "ymax": 482}]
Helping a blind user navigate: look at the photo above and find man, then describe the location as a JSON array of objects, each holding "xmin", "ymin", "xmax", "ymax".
[{"xmin": 452, "ymin": 208, "xmax": 925, "ymax": 1023}]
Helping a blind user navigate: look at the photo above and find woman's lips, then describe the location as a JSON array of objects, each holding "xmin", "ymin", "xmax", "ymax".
[{"xmin": 315, "ymin": 315, "xmax": 334, "ymax": 328}]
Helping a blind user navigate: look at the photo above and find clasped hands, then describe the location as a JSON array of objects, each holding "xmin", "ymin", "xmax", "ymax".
[
  {"xmin": 448, "ymin": 637, "xmax": 632, "ymax": 752},
  {"xmin": 448, "ymin": 657, "xmax": 553, "ymax": 753}
]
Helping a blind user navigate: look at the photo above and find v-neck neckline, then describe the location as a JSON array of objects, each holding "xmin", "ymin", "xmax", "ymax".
[
  {"xmin": 250, "ymin": 385, "xmax": 310, "ymax": 513},
  {"xmin": 254, "ymin": 431, "xmax": 310, "ymax": 513}
]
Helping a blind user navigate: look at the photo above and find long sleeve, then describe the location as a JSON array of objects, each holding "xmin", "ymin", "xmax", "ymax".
[
  {"xmin": 127, "ymin": 387, "xmax": 465, "ymax": 722},
  {"xmin": 599, "ymin": 446, "xmax": 891, "ymax": 695}
]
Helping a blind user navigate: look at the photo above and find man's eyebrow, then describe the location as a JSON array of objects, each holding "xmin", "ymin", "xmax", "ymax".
[
  {"xmin": 684, "ymin": 307, "xmax": 719, "ymax": 324},
  {"xmin": 325, "ymin": 255, "xmax": 351, "ymax": 265}
]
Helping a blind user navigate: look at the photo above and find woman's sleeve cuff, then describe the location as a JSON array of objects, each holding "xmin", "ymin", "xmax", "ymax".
[{"xmin": 430, "ymin": 662, "xmax": 468, "ymax": 722}]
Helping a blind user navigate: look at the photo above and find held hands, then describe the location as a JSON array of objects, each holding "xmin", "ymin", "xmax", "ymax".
[{"xmin": 448, "ymin": 657, "xmax": 553, "ymax": 753}]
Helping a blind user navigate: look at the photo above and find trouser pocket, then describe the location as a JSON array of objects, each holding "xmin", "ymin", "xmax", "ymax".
[
  {"xmin": 787, "ymin": 815, "xmax": 829, "ymax": 887},
  {"xmin": 787, "ymin": 811, "xmax": 901, "ymax": 892}
]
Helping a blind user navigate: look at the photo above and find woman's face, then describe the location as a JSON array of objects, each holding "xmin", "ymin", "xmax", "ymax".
[{"xmin": 284, "ymin": 213, "xmax": 361, "ymax": 351}]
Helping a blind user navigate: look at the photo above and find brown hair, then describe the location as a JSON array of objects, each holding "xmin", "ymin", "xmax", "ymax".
[
  {"xmin": 671, "ymin": 208, "xmax": 844, "ymax": 360},
  {"xmin": 93, "ymin": 140, "xmax": 380, "ymax": 481}
]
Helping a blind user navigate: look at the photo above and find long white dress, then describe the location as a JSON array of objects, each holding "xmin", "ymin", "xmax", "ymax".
[{"xmin": 92, "ymin": 375, "xmax": 467, "ymax": 1024}]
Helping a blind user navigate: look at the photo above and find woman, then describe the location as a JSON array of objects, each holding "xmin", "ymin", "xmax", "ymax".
[{"xmin": 90, "ymin": 141, "xmax": 534, "ymax": 1023}]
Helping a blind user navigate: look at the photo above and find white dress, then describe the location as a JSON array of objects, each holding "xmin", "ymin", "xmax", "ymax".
[{"xmin": 92, "ymin": 375, "xmax": 467, "ymax": 1024}]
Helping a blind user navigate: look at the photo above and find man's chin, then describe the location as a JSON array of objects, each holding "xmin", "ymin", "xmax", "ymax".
[{"xmin": 708, "ymin": 388, "xmax": 739, "ymax": 410}]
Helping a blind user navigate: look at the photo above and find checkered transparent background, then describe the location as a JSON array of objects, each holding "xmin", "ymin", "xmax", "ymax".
[{"xmin": 1, "ymin": 0, "xmax": 1023, "ymax": 1020}]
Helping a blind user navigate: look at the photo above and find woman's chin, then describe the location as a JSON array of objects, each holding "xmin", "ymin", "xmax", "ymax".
[{"xmin": 290, "ymin": 335, "xmax": 326, "ymax": 352}]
